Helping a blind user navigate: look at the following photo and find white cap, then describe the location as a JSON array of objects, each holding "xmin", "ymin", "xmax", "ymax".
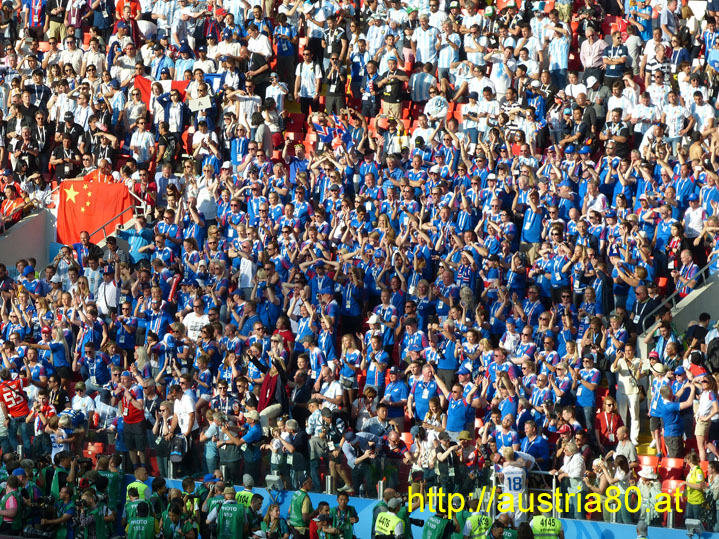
[
  {"xmin": 221, "ymin": 161, "xmax": 232, "ymax": 169},
  {"xmin": 368, "ymin": 314, "xmax": 381, "ymax": 325},
  {"xmin": 586, "ymin": 76, "xmax": 598, "ymax": 88},
  {"xmin": 429, "ymin": 165, "xmax": 440, "ymax": 173},
  {"xmin": 530, "ymin": 80, "xmax": 541, "ymax": 88}
]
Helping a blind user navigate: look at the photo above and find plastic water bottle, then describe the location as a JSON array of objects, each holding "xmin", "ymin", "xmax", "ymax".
[{"xmin": 359, "ymin": 484, "xmax": 365, "ymax": 498}]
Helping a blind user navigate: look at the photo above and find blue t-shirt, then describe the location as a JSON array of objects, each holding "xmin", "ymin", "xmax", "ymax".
[{"xmin": 659, "ymin": 398, "xmax": 684, "ymax": 437}]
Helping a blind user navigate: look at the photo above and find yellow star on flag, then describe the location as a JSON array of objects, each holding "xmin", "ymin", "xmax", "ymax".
[
  {"xmin": 64, "ymin": 185, "xmax": 79, "ymax": 203},
  {"xmin": 83, "ymin": 184, "xmax": 88, "ymax": 190},
  {"xmin": 80, "ymin": 207, "xmax": 86, "ymax": 213},
  {"xmin": 87, "ymin": 191, "xmax": 92, "ymax": 197},
  {"xmin": 86, "ymin": 201, "xmax": 91, "ymax": 207}
]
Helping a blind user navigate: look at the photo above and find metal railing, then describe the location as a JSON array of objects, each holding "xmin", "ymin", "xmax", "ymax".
[
  {"xmin": 639, "ymin": 256, "xmax": 716, "ymax": 338},
  {"xmin": 88, "ymin": 205, "xmax": 137, "ymax": 243}
]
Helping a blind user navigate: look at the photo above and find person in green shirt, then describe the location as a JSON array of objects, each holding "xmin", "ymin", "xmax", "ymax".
[
  {"xmin": 96, "ymin": 455, "xmax": 123, "ymax": 514},
  {"xmin": 288, "ymin": 474, "xmax": 316, "ymax": 539},
  {"xmin": 40, "ymin": 485, "xmax": 75, "ymax": 539},
  {"xmin": 207, "ymin": 486, "xmax": 246, "ymax": 539},
  {"xmin": 0, "ymin": 475, "xmax": 23, "ymax": 535},
  {"xmin": 421, "ymin": 506, "xmax": 459, "ymax": 539},
  {"xmin": 329, "ymin": 492, "xmax": 358, "ymax": 539},
  {"xmin": 126, "ymin": 501, "xmax": 158, "ymax": 539},
  {"xmin": 161, "ymin": 504, "xmax": 197, "ymax": 539},
  {"xmin": 261, "ymin": 502, "xmax": 291, "ymax": 538}
]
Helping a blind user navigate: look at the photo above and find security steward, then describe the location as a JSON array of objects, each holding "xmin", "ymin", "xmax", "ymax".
[
  {"xmin": 530, "ymin": 514, "xmax": 564, "ymax": 539},
  {"xmin": 374, "ymin": 497, "xmax": 405, "ymax": 539}
]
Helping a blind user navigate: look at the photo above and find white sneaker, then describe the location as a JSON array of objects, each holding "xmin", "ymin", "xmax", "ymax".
[
  {"xmin": 649, "ymin": 439, "xmax": 656, "ymax": 449},
  {"xmin": 338, "ymin": 484, "xmax": 352, "ymax": 492}
]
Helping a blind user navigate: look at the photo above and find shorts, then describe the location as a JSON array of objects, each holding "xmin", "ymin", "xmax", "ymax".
[
  {"xmin": 649, "ymin": 416, "xmax": 662, "ymax": 431},
  {"xmin": 56, "ymin": 367, "xmax": 72, "ymax": 381},
  {"xmin": 124, "ymin": 420, "xmax": 148, "ymax": 451},
  {"xmin": 709, "ymin": 0, "xmax": 719, "ymax": 12},
  {"xmin": 695, "ymin": 419, "xmax": 710, "ymax": 437},
  {"xmin": 339, "ymin": 376, "xmax": 358, "ymax": 390}
]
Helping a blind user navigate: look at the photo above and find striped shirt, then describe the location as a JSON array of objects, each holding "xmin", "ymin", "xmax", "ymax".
[
  {"xmin": 366, "ymin": 23, "xmax": 388, "ymax": 57},
  {"xmin": 548, "ymin": 35, "xmax": 570, "ymax": 70},
  {"xmin": 437, "ymin": 32, "xmax": 461, "ymax": 69},
  {"xmin": 410, "ymin": 71, "xmax": 436, "ymax": 102},
  {"xmin": 412, "ymin": 25, "xmax": 439, "ymax": 64}
]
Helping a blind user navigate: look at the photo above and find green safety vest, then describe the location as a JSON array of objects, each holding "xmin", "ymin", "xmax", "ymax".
[
  {"xmin": 54, "ymin": 501, "xmax": 75, "ymax": 539},
  {"xmin": 235, "ymin": 489, "xmax": 253, "ymax": 507},
  {"xmin": 217, "ymin": 501, "xmax": 245, "ymax": 539},
  {"xmin": 126, "ymin": 516, "xmax": 156, "ymax": 539},
  {"xmin": 0, "ymin": 490, "xmax": 22, "ymax": 532},
  {"xmin": 50, "ymin": 465, "xmax": 68, "ymax": 501},
  {"xmin": 82, "ymin": 506, "xmax": 108, "ymax": 539},
  {"xmin": 98, "ymin": 470, "xmax": 122, "ymax": 509},
  {"xmin": 289, "ymin": 489, "xmax": 310, "ymax": 528},
  {"xmin": 162, "ymin": 515, "xmax": 194, "ymax": 539},
  {"xmin": 375, "ymin": 511, "xmax": 403, "ymax": 537},
  {"xmin": 530, "ymin": 516, "xmax": 562, "ymax": 539},
  {"xmin": 206, "ymin": 495, "xmax": 224, "ymax": 518},
  {"xmin": 464, "ymin": 512, "xmax": 491, "ymax": 539},
  {"xmin": 125, "ymin": 499, "xmax": 143, "ymax": 522},
  {"xmin": 421, "ymin": 515, "xmax": 450, "ymax": 539},
  {"xmin": 451, "ymin": 510, "xmax": 472, "ymax": 539},
  {"xmin": 126, "ymin": 480, "xmax": 148, "ymax": 500},
  {"xmin": 502, "ymin": 530, "xmax": 518, "ymax": 539},
  {"xmin": 330, "ymin": 506, "xmax": 357, "ymax": 539}
]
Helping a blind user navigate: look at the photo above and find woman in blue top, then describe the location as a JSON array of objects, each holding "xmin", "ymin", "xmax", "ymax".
[
  {"xmin": 27, "ymin": 326, "xmax": 72, "ymax": 388},
  {"xmin": 361, "ymin": 334, "xmax": 389, "ymax": 398},
  {"xmin": 338, "ymin": 334, "xmax": 361, "ymax": 409}
]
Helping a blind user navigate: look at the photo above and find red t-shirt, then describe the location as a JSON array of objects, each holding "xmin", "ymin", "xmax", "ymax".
[
  {"xmin": 595, "ymin": 411, "xmax": 623, "ymax": 447},
  {"xmin": 122, "ymin": 384, "xmax": 145, "ymax": 424},
  {"xmin": 0, "ymin": 379, "xmax": 29, "ymax": 418}
]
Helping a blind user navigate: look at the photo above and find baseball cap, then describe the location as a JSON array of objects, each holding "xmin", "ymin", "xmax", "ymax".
[
  {"xmin": 674, "ymin": 366, "xmax": 686, "ymax": 376},
  {"xmin": 160, "ymin": 67, "xmax": 170, "ymax": 76},
  {"xmin": 203, "ymin": 473, "xmax": 218, "ymax": 483},
  {"xmin": 468, "ymin": 91, "xmax": 478, "ymax": 100},
  {"xmin": 688, "ymin": 193, "xmax": 699, "ymax": 201},
  {"xmin": 579, "ymin": 146, "xmax": 591, "ymax": 155},
  {"xmin": 389, "ymin": 366, "xmax": 401, "ymax": 374},
  {"xmin": 222, "ymin": 28, "xmax": 233, "ymax": 38},
  {"xmin": 649, "ymin": 351, "xmax": 660, "ymax": 358},
  {"xmin": 221, "ymin": 161, "xmax": 232, "ymax": 169},
  {"xmin": 558, "ymin": 424, "xmax": 571, "ymax": 435},
  {"xmin": 64, "ymin": 111, "xmax": 74, "ymax": 121},
  {"xmin": 530, "ymin": 79, "xmax": 541, "ymax": 88},
  {"xmin": 457, "ymin": 366, "xmax": 471, "ymax": 376},
  {"xmin": 586, "ymin": 76, "xmax": 598, "ymax": 87},
  {"xmin": 564, "ymin": 145, "xmax": 576, "ymax": 154},
  {"xmin": 22, "ymin": 266, "xmax": 34, "ymax": 276}
]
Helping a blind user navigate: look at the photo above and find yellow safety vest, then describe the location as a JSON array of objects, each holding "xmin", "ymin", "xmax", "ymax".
[
  {"xmin": 375, "ymin": 511, "xmax": 403, "ymax": 536},
  {"xmin": 530, "ymin": 516, "xmax": 562, "ymax": 539},
  {"xmin": 465, "ymin": 512, "xmax": 492, "ymax": 539}
]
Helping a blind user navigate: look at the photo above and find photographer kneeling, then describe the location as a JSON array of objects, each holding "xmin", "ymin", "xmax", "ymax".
[{"xmin": 39, "ymin": 485, "xmax": 75, "ymax": 539}]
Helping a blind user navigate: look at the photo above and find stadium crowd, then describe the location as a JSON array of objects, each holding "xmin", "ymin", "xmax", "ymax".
[{"xmin": 3, "ymin": 0, "xmax": 719, "ymax": 536}]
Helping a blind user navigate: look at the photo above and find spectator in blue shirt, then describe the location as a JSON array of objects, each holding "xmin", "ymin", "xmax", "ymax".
[{"xmin": 658, "ymin": 382, "xmax": 696, "ymax": 458}]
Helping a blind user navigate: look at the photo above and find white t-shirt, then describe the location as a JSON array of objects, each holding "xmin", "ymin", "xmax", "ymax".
[
  {"xmin": 174, "ymin": 392, "xmax": 199, "ymax": 434},
  {"xmin": 320, "ymin": 380, "xmax": 343, "ymax": 411}
]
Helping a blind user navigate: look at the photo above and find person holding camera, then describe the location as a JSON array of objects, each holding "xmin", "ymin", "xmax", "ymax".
[
  {"xmin": 0, "ymin": 474, "xmax": 22, "ymax": 534},
  {"xmin": 75, "ymin": 490, "xmax": 113, "ymax": 539},
  {"xmin": 39, "ymin": 484, "xmax": 75, "ymax": 539}
]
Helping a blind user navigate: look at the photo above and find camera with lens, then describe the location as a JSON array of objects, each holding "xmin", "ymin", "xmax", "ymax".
[{"xmin": 76, "ymin": 498, "xmax": 92, "ymax": 509}]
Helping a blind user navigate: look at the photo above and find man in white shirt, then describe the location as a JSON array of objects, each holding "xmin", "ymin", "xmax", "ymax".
[
  {"xmin": 182, "ymin": 299, "xmax": 210, "ymax": 341},
  {"xmin": 95, "ymin": 266, "xmax": 118, "ymax": 317},
  {"xmin": 683, "ymin": 194, "xmax": 705, "ymax": 240},
  {"xmin": 170, "ymin": 377, "xmax": 200, "ymax": 472},
  {"xmin": 247, "ymin": 23, "xmax": 273, "ymax": 59},
  {"xmin": 313, "ymin": 366, "xmax": 343, "ymax": 411}
]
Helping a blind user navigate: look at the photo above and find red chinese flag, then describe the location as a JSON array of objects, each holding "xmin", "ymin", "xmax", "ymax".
[
  {"xmin": 56, "ymin": 183, "xmax": 134, "ymax": 245},
  {"xmin": 134, "ymin": 76, "xmax": 190, "ymax": 109}
]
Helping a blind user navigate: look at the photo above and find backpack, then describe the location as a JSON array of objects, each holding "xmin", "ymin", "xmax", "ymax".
[
  {"xmin": 706, "ymin": 338, "xmax": 719, "ymax": 373},
  {"xmin": 679, "ymin": 26, "xmax": 692, "ymax": 49},
  {"xmin": 169, "ymin": 434, "xmax": 187, "ymax": 463}
]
